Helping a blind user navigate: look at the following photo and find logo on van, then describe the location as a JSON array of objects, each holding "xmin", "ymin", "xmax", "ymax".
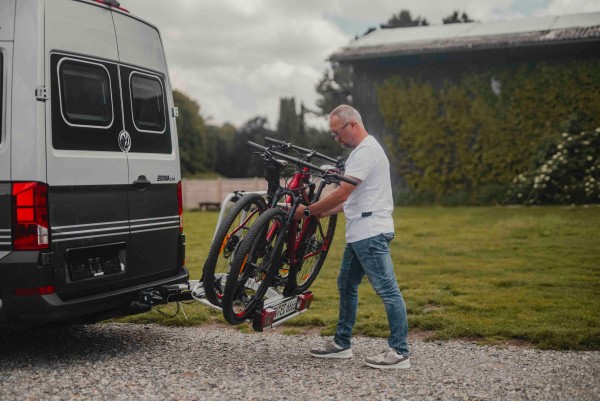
[
  {"xmin": 118, "ymin": 130, "xmax": 132, "ymax": 152},
  {"xmin": 157, "ymin": 175, "xmax": 176, "ymax": 182}
]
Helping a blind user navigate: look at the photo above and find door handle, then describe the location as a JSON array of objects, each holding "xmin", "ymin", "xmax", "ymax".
[{"xmin": 132, "ymin": 175, "xmax": 151, "ymax": 190}]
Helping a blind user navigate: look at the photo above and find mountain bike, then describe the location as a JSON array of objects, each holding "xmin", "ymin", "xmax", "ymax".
[
  {"xmin": 201, "ymin": 137, "xmax": 345, "ymax": 307},
  {"xmin": 221, "ymin": 141, "xmax": 357, "ymax": 325}
]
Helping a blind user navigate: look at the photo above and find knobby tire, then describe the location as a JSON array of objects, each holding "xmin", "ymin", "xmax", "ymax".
[{"xmin": 201, "ymin": 193, "xmax": 267, "ymax": 307}]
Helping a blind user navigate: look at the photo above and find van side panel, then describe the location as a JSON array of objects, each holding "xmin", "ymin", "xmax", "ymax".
[
  {"xmin": 0, "ymin": 46, "xmax": 12, "ymax": 183},
  {"xmin": 11, "ymin": 0, "xmax": 45, "ymax": 182},
  {"xmin": 46, "ymin": 0, "xmax": 119, "ymax": 61},
  {"xmin": 111, "ymin": 12, "xmax": 168, "ymax": 74},
  {"xmin": 0, "ymin": 0, "xmax": 16, "ymax": 42}
]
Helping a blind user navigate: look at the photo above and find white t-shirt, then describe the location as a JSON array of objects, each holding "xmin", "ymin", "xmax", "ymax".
[{"xmin": 343, "ymin": 135, "xmax": 394, "ymax": 243}]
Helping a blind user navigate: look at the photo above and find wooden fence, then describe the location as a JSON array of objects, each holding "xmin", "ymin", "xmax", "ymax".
[
  {"xmin": 181, "ymin": 177, "xmax": 336, "ymax": 210},
  {"xmin": 182, "ymin": 178, "xmax": 267, "ymax": 210}
]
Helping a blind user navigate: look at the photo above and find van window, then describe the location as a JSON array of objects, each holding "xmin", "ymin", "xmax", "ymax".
[
  {"xmin": 59, "ymin": 60, "xmax": 113, "ymax": 127},
  {"xmin": 120, "ymin": 65, "xmax": 172, "ymax": 154},
  {"xmin": 130, "ymin": 73, "xmax": 166, "ymax": 133},
  {"xmin": 51, "ymin": 54, "xmax": 122, "ymax": 152}
]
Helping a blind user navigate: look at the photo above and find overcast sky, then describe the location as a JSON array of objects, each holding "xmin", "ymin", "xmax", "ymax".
[{"xmin": 122, "ymin": 0, "xmax": 600, "ymax": 129}]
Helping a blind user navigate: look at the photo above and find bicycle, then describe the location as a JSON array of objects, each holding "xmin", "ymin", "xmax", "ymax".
[
  {"xmin": 201, "ymin": 137, "xmax": 345, "ymax": 307},
  {"xmin": 221, "ymin": 141, "xmax": 357, "ymax": 325}
]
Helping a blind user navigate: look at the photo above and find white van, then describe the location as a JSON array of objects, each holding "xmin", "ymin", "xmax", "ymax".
[{"xmin": 0, "ymin": 0, "xmax": 188, "ymax": 324}]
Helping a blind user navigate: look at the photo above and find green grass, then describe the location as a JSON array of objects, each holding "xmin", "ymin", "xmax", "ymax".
[{"xmin": 120, "ymin": 206, "xmax": 600, "ymax": 350}]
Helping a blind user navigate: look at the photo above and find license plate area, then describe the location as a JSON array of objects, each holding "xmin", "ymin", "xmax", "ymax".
[
  {"xmin": 274, "ymin": 297, "xmax": 298, "ymax": 319},
  {"xmin": 66, "ymin": 242, "xmax": 126, "ymax": 281}
]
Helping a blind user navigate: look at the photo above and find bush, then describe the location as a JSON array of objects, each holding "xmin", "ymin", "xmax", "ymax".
[{"xmin": 506, "ymin": 128, "xmax": 600, "ymax": 204}]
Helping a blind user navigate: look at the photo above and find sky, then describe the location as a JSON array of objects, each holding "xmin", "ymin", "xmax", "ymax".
[{"xmin": 121, "ymin": 0, "xmax": 600, "ymax": 129}]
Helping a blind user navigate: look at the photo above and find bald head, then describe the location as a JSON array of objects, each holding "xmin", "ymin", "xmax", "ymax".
[{"xmin": 329, "ymin": 104, "xmax": 363, "ymax": 126}]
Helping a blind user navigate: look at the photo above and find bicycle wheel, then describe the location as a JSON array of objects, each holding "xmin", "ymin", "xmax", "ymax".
[
  {"xmin": 287, "ymin": 213, "xmax": 337, "ymax": 295},
  {"xmin": 222, "ymin": 208, "xmax": 288, "ymax": 325},
  {"xmin": 202, "ymin": 193, "xmax": 267, "ymax": 307}
]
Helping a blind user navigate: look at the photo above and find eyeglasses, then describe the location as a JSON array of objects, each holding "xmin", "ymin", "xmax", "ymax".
[{"xmin": 331, "ymin": 121, "xmax": 352, "ymax": 137}]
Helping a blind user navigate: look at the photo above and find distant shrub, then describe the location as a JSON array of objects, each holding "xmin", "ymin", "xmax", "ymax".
[{"xmin": 506, "ymin": 128, "xmax": 600, "ymax": 205}]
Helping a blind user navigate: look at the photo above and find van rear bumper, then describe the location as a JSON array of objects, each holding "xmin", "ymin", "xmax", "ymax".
[{"xmin": 0, "ymin": 261, "xmax": 189, "ymax": 325}]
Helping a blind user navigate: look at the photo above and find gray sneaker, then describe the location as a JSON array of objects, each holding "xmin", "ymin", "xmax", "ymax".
[
  {"xmin": 365, "ymin": 348, "xmax": 410, "ymax": 369},
  {"xmin": 310, "ymin": 339, "xmax": 353, "ymax": 359}
]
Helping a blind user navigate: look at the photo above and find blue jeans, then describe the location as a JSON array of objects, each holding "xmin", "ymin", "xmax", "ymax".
[{"xmin": 333, "ymin": 233, "xmax": 409, "ymax": 357}]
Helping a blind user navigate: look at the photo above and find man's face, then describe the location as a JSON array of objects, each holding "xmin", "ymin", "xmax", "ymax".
[{"xmin": 330, "ymin": 115, "xmax": 354, "ymax": 149}]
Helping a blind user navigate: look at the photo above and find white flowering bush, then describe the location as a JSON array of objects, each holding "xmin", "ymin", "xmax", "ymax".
[{"xmin": 506, "ymin": 128, "xmax": 600, "ymax": 204}]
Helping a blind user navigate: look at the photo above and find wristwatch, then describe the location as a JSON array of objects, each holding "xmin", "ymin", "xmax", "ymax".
[{"xmin": 303, "ymin": 206, "xmax": 311, "ymax": 217}]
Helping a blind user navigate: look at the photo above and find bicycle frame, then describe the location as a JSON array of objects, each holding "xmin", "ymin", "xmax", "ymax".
[{"xmin": 263, "ymin": 173, "xmax": 332, "ymax": 271}]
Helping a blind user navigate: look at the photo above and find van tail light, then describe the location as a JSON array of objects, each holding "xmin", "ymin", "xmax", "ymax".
[
  {"xmin": 12, "ymin": 182, "xmax": 50, "ymax": 250},
  {"xmin": 177, "ymin": 181, "xmax": 183, "ymax": 232},
  {"xmin": 14, "ymin": 285, "xmax": 56, "ymax": 296}
]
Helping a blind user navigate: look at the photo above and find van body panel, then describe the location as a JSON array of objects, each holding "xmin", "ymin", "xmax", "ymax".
[
  {"xmin": 0, "ymin": 0, "xmax": 16, "ymax": 41},
  {"xmin": 48, "ymin": 184, "xmax": 132, "ymax": 297},
  {"xmin": 0, "ymin": 0, "xmax": 16, "ymax": 42},
  {"xmin": 112, "ymin": 12, "xmax": 168, "ymax": 75},
  {"xmin": 45, "ymin": 0, "xmax": 119, "ymax": 62},
  {"xmin": 11, "ymin": 1, "xmax": 45, "ymax": 182},
  {"xmin": 0, "ymin": 45, "xmax": 12, "ymax": 183}
]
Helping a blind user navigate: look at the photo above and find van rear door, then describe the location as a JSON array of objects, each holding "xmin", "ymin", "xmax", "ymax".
[
  {"xmin": 113, "ymin": 13, "xmax": 182, "ymax": 284},
  {"xmin": 45, "ymin": 1, "xmax": 131, "ymax": 297}
]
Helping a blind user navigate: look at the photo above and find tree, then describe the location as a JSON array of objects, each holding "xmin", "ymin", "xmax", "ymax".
[
  {"xmin": 173, "ymin": 90, "xmax": 208, "ymax": 177},
  {"xmin": 355, "ymin": 26, "xmax": 377, "ymax": 39},
  {"xmin": 443, "ymin": 10, "xmax": 476, "ymax": 24},
  {"xmin": 229, "ymin": 116, "xmax": 276, "ymax": 178},
  {"xmin": 277, "ymin": 97, "xmax": 300, "ymax": 141},
  {"xmin": 315, "ymin": 63, "xmax": 353, "ymax": 116},
  {"xmin": 380, "ymin": 9, "xmax": 429, "ymax": 29}
]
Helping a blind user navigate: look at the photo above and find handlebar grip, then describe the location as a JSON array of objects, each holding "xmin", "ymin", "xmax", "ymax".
[{"xmin": 334, "ymin": 174, "xmax": 359, "ymax": 186}]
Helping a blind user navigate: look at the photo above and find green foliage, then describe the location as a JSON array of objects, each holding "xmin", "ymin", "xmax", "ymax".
[
  {"xmin": 315, "ymin": 63, "xmax": 353, "ymax": 116},
  {"xmin": 507, "ymin": 128, "xmax": 600, "ymax": 204},
  {"xmin": 173, "ymin": 90, "xmax": 209, "ymax": 177},
  {"xmin": 380, "ymin": 9, "xmax": 429, "ymax": 28},
  {"xmin": 442, "ymin": 11, "xmax": 476, "ymax": 24},
  {"xmin": 377, "ymin": 59, "xmax": 600, "ymax": 204},
  {"xmin": 277, "ymin": 98, "xmax": 300, "ymax": 141}
]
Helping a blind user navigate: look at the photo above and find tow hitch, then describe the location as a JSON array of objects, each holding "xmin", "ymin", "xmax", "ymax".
[{"xmin": 131, "ymin": 280, "xmax": 314, "ymax": 332}]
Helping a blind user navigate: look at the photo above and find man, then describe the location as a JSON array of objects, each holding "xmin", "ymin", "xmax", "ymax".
[{"xmin": 293, "ymin": 104, "xmax": 410, "ymax": 369}]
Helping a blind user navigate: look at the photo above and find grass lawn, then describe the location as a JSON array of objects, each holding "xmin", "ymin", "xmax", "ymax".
[{"xmin": 120, "ymin": 206, "xmax": 600, "ymax": 350}]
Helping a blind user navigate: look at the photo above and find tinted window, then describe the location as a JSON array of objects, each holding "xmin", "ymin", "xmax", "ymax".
[
  {"xmin": 59, "ymin": 60, "xmax": 113, "ymax": 127},
  {"xmin": 131, "ymin": 74, "xmax": 165, "ymax": 132},
  {"xmin": 51, "ymin": 54, "xmax": 122, "ymax": 152}
]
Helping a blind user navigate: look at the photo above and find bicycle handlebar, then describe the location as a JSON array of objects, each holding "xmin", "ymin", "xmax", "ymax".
[
  {"xmin": 263, "ymin": 136, "xmax": 343, "ymax": 166},
  {"xmin": 247, "ymin": 141, "xmax": 358, "ymax": 186}
]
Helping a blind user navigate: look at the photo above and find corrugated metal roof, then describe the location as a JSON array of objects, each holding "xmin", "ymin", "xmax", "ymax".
[{"xmin": 330, "ymin": 12, "xmax": 600, "ymax": 61}]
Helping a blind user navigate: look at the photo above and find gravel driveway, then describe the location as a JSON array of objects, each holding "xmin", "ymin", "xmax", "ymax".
[{"xmin": 0, "ymin": 322, "xmax": 598, "ymax": 401}]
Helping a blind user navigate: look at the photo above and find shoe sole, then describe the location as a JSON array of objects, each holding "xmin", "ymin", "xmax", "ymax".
[
  {"xmin": 310, "ymin": 350, "xmax": 353, "ymax": 359},
  {"xmin": 365, "ymin": 360, "xmax": 411, "ymax": 369}
]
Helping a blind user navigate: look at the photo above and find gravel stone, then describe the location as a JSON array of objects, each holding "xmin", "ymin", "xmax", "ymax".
[{"xmin": 0, "ymin": 323, "xmax": 598, "ymax": 401}]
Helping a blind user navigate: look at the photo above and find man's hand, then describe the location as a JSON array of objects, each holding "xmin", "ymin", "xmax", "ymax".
[{"xmin": 293, "ymin": 205, "xmax": 307, "ymax": 220}]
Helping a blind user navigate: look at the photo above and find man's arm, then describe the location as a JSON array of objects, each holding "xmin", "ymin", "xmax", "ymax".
[{"xmin": 293, "ymin": 178, "xmax": 360, "ymax": 220}]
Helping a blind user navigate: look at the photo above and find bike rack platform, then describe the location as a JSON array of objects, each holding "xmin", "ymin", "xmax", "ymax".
[{"xmin": 187, "ymin": 279, "xmax": 314, "ymax": 332}]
